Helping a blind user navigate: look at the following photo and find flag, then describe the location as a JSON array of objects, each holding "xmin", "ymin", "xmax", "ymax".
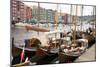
[{"xmin": 20, "ymin": 47, "xmax": 25, "ymax": 62}]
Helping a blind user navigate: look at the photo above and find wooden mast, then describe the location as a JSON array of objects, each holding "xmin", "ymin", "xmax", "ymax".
[
  {"xmin": 70, "ymin": 4, "xmax": 72, "ymax": 30},
  {"xmin": 54, "ymin": 4, "xmax": 58, "ymax": 31},
  {"xmin": 73, "ymin": 5, "xmax": 78, "ymax": 44},
  {"xmin": 54, "ymin": 4, "xmax": 58, "ymax": 48},
  {"xmin": 38, "ymin": 2, "xmax": 40, "ymax": 35},
  {"xmin": 46, "ymin": 8, "xmax": 49, "ymax": 29},
  {"xmin": 81, "ymin": 5, "xmax": 83, "ymax": 31},
  {"xmin": 93, "ymin": 6, "xmax": 96, "ymax": 29},
  {"xmin": 94, "ymin": 6, "xmax": 96, "ymax": 29}
]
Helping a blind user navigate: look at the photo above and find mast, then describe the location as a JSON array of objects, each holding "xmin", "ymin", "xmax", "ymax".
[
  {"xmin": 73, "ymin": 5, "xmax": 78, "ymax": 44},
  {"xmin": 70, "ymin": 4, "xmax": 72, "ymax": 31},
  {"xmin": 54, "ymin": 4, "xmax": 59, "ymax": 48},
  {"xmin": 81, "ymin": 5, "xmax": 83, "ymax": 31},
  {"xmin": 54, "ymin": 4, "xmax": 58, "ymax": 31},
  {"xmin": 46, "ymin": 8, "xmax": 50, "ymax": 29},
  {"xmin": 38, "ymin": 2, "xmax": 40, "ymax": 35},
  {"xmin": 93, "ymin": 6, "xmax": 96, "ymax": 29}
]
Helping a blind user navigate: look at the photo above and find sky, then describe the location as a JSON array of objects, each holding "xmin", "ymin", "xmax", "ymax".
[{"xmin": 20, "ymin": 0, "xmax": 96, "ymax": 16}]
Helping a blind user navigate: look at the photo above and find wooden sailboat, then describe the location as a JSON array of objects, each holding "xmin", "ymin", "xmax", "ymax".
[{"xmin": 59, "ymin": 5, "xmax": 89, "ymax": 63}]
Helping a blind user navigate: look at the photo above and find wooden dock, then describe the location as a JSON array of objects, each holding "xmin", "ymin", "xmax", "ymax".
[{"xmin": 75, "ymin": 44, "xmax": 96, "ymax": 62}]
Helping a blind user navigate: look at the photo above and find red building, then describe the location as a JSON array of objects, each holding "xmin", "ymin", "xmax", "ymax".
[
  {"xmin": 17, "ymin": 1, "xmax": 25, "ymax": 22},
  {"xmin": 11, "ymin": 0, "xmax": 32, "ymax": 23},
  {"xmin": 11, "ymin": 0, "xmax": 17, "ymax": 22}
]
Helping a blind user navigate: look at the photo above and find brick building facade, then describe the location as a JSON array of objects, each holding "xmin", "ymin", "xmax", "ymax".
[{"xmin": 11, "ymin": 0, "xmax": 32, "ymax": 23}]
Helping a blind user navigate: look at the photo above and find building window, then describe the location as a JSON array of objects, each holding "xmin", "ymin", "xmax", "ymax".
[{"xmin": 17, "ymin": 1, "xmax": 20, "ymax": 11}]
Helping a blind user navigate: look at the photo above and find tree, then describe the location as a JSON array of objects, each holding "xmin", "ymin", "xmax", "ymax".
[{"xmin": 29, "ymin": 18, "xmax": 37, "ymax": 24}]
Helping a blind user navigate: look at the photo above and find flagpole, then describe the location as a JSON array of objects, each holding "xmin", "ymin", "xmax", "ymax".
[{"xmin": 20, "ymin": 47, "xmax": 25, "ymax": 63}]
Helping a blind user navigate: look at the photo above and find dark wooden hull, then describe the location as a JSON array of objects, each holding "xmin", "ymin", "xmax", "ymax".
[{"xmin": 59, "ymin": 53, "xmax": 78, "ymax": 63}]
